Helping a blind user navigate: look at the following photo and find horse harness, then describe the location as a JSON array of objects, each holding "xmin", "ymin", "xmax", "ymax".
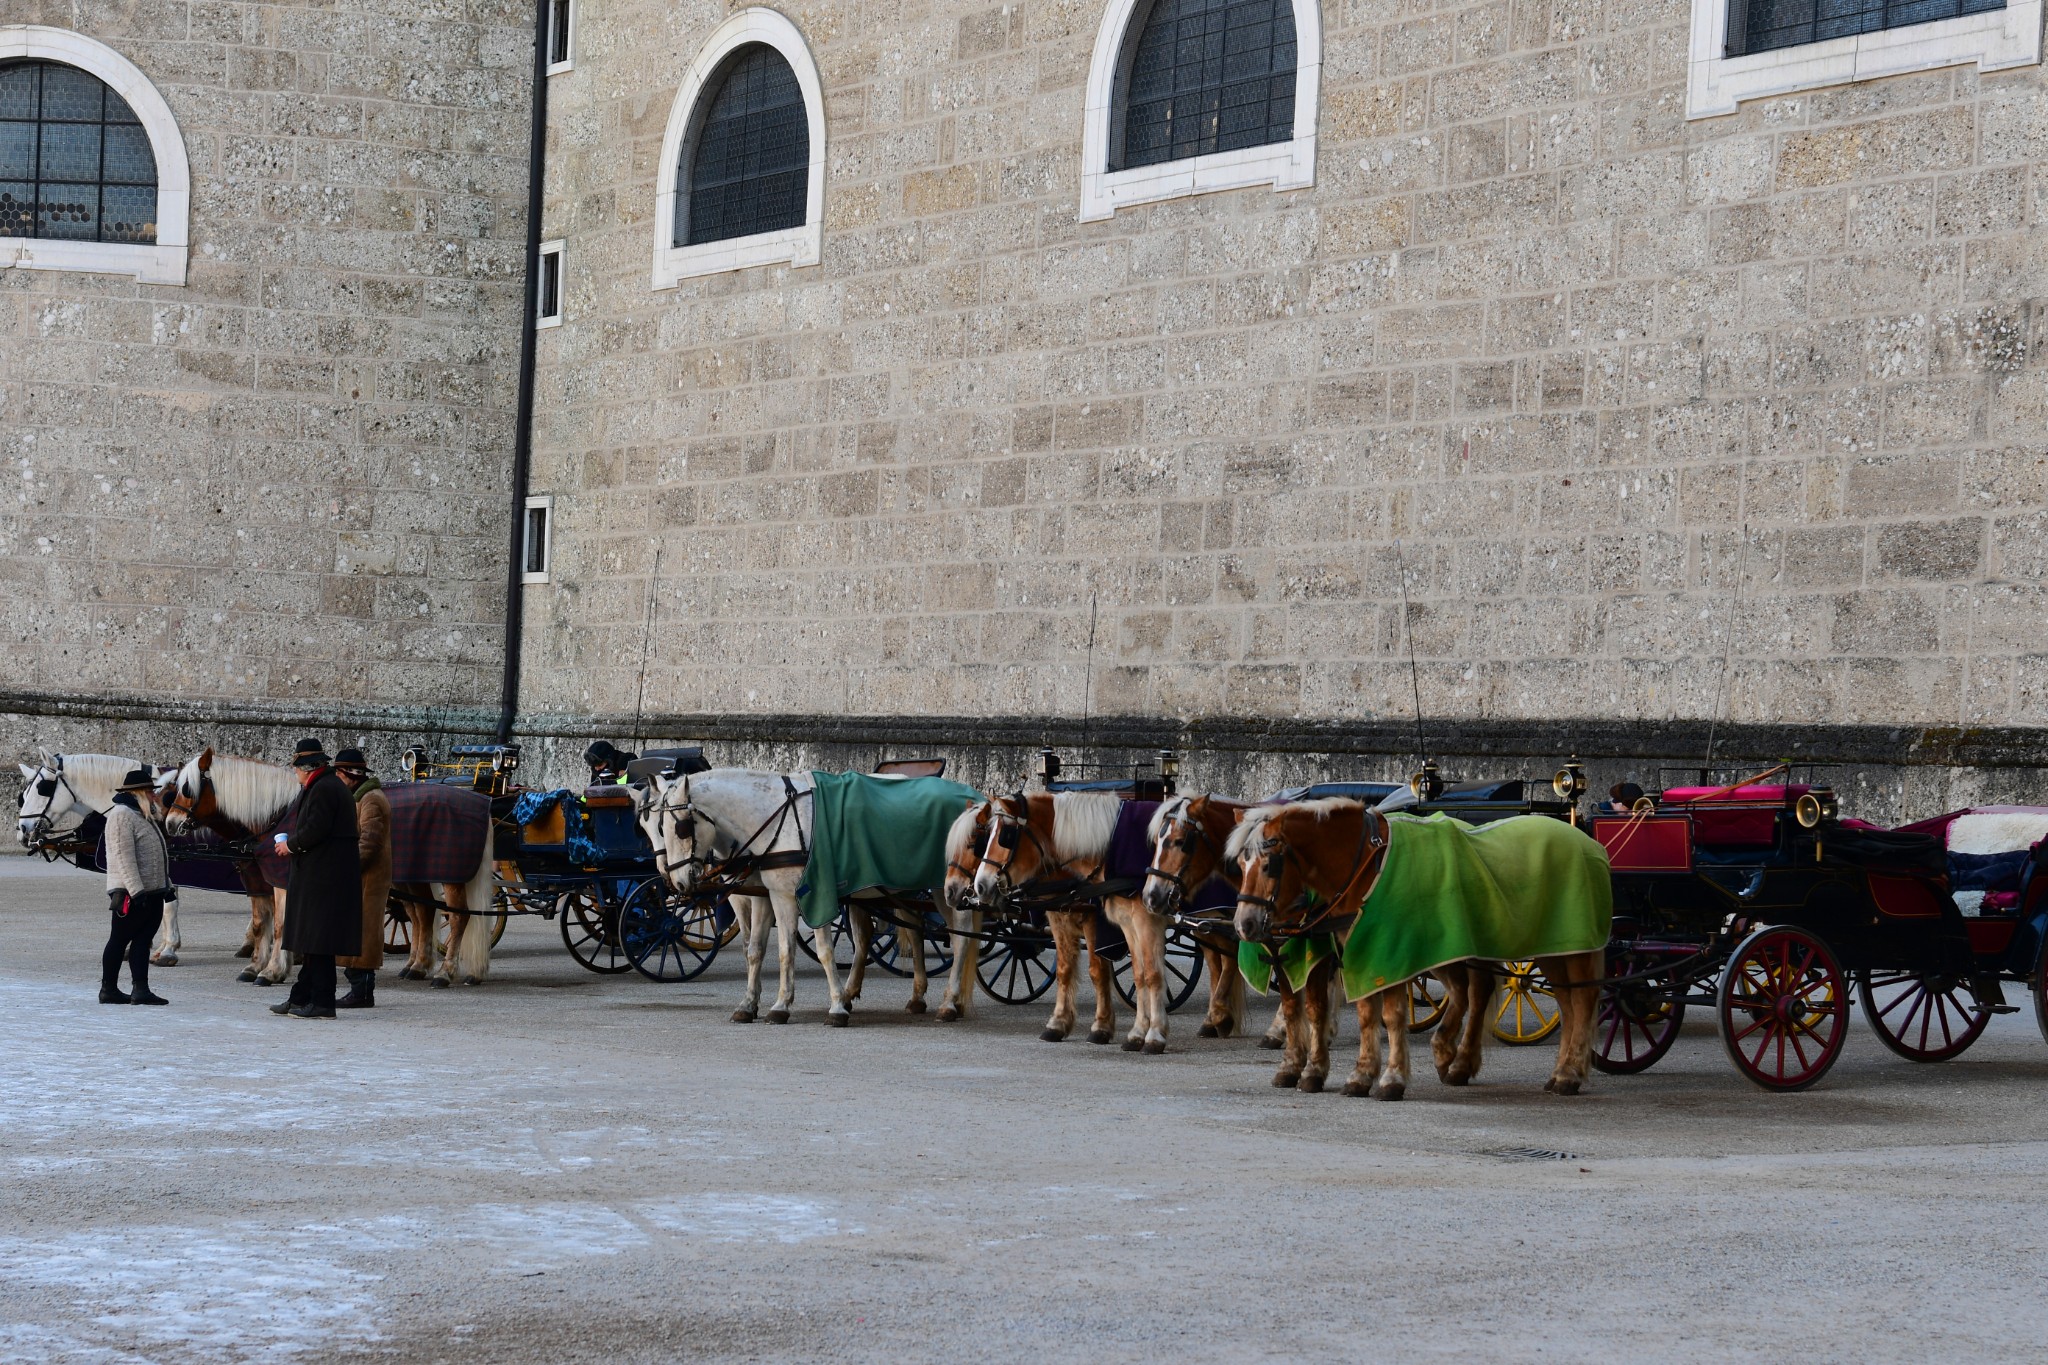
[
  {"xmin": 652, "ymin": 776, "xmax": 810, "ymax": 896},
  {"xmin": 1239, "ymin": 807, "xmax": 1387, "ymax": 944}
]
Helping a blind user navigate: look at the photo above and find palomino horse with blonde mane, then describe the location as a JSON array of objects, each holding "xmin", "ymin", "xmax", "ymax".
[
  {"xmin": 1229, "ymin": 799, "xmax": 1607, "ymax": 1099},
  {"xmin": 969, "ymin": 791, "xmax": 1137, "ymax": 1047},
  {"xmin": 161, "ymin": 748, "xmax": 495, "ymax": 987},
  {"xmin": 17, "ymin": 751, "xmax": 272, "ymax": 968}
]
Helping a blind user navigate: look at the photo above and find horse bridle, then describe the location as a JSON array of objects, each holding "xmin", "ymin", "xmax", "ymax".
[
  {"xmin": 644, "ymin": 780, "xmax": 707, "ymax": 881},
  {"xmin": 1144, "ymin": 799, "xmax": 1224, "ymax": 906},
  {"xmin": 18, "ymin": 757, "xmax": 81, "ymax": 846},
  {"xmin": 977, "ymin": 794, "xmax": 1083, "ymax": 894},
  {"xmin": 1237, "ymin": 809, "xmax": 1386, "ymax": 940}
]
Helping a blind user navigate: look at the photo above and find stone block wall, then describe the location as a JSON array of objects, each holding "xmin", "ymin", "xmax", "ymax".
[
  {"xmin": 522, "ymin": 0, "xmax": 2048, "ymax": 796},
  {"xmin": 1, "ymin": 1, "xmax": 532, "ymax": 778}
]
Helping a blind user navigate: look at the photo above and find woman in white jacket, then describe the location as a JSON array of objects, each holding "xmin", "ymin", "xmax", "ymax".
[{"xmin": 102, "ymin": 767, "xmax": 174, "ymax": 1005}]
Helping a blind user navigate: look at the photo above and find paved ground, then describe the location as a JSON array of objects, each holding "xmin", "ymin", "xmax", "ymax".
[{"xmin": 3, "ymin": 860, "xmax": 2046, "ymax": 1363}]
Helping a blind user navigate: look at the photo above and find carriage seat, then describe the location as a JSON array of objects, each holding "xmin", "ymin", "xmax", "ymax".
[{"xmin": 1660, "ymin": 784, "xmax": 1810, "ymax": 848}]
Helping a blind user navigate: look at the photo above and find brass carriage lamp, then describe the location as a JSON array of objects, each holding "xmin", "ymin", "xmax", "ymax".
[
  {"xmin": 401, "ymin": 747, "xmax": 430, "ymax": 782},
  {"xmin": 1553, "ymin": 757, "xmax": 1588, "ymax": 823},
  {"xmin": 1158, "ymin": 749, "xmax": 1179, "ymax": 794},
  {"xmin": 1035, "ymin": 747, "xmax": 1061, "ymax": 788},
  {"xmin": 1410, "ymin": 758, "xmax": 1444, "ymax": 803}
]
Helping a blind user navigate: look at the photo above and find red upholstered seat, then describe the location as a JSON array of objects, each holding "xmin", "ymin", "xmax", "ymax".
[{"xmin": 1659, "ymin": 785, "xmax": 1809, "ymax": 847}]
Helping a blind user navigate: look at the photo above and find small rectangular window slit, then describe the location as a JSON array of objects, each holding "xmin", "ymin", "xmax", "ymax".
[
  {"xmin": 547, "ymin": 0, "xmax": 575, "ymax": 73},
  {"xmin": 522, "ymin": 496, "xmax": 553, "ymax": 583},
  {"xmin": 535, "ymin": 240, "xmax": 563, "ymax": 328}
]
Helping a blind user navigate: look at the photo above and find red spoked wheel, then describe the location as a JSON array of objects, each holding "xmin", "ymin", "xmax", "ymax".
[
  {"xmin": 1856, "ymin": 969, "xmax": 1990, "ymax": 1063},
  {"xmin": 1716, "ymin": 925, "xmax": 1849, "ymax": 1092},
  {"xmin": 1591, "ymin": 947, "xmax": 1687, "ymax": 1076}
]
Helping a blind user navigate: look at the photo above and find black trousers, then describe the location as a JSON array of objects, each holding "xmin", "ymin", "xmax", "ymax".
[
  {"xmin": 289, "ymin": 954, "xmax": 337, "ymax": 1010},
  {"xmin": 102, "ymin": 891, "xmax": 165, "ymax": 993}
]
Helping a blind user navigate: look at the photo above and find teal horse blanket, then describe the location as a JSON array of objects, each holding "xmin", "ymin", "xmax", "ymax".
[
  {"xmin": 797, "ymin": 772, "xmax": 984, "ymax": 928},
  {"xmin": 1241, "ymin": 813, "xmax": 1612, "ymax": 1000}
]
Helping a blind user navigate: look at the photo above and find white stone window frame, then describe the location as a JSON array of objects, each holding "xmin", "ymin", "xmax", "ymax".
[
  {"xmin": 522, "ymin": 494, "xmax": 554, "ymax": 584},
  {"xmin": 651, "ymin": 8, "xmax": 825, "ymax": 288},
  {"xmin": 1687, "ymin": 0, "xmax": 2042, "ymax": 118},
  {"xmin": 1078, "ymin": 0, "xmax": 1321, "ymax": 223},
  {"xmin": 547, "ymin": 0, "xmax": 575, "ymax": 75},
  {"xmin": 536, "ymin": 238, "xmax": 564, "ymax": 329},
  {"xmin": 0, "ymin": 25, "xmax": 191, "ymax": 285}
]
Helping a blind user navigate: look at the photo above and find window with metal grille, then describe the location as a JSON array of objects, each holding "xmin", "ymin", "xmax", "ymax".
[
  {"xmin": 1114, "ymin": 0, "xmax": 1296, "ymax": 171},
  {"xmin": 0, "ymin": 59, "xmax": 158, "ymax": 244},
  {"xmin": 1730, "ymin": 0, "xmax": 2004, "ymax": 55},
  {"xmin": 679, "ymin": 45, "xmax": 808, "ymax": 248}
]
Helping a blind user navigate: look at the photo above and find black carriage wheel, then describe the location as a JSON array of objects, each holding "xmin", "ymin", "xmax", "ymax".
[
  {"xmin": 1857, "ymin": 969, "xmax": 1990, "ymax": 1063},
  {"xmin": 977, "ymin": 923, "xmax": 1056, "ymax": 1004},
  {"xmin": 557, "ymin": 887, "xmax": 632, "ymax": 974},
  {"xmin": 796, "ymin": 910, "xmax": 861, "ymax": 971},
  {"xmin": 1111, "ymin": 923, "xmax": 1205, "ymax": 1012},
  {"xmin": 1591, "ymin": 948, "xmax": 1687, "ymax": 1076},
  {"xmin": 867, "ymin": 908, "xmax": 955, "ymax": 978},
  {"xmin": 620, "ymin": 878, "xmax": 723, "ymax": 983},
  {"xmin": 1716, "ymin": 924, "xmax": 1849, "ymax": 1092},
  {"xmin": 383, "ymin": 898, "xmax": 412, "ymax": 957}
]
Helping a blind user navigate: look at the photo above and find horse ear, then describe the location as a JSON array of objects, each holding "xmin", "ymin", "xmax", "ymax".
[
  {"xmin": 17, "ymin": 763, "xmax": 34, "ymax": 781},
  {"xmin": 198, "ymin": 747, "xmax": 214, "ymax": 771}
]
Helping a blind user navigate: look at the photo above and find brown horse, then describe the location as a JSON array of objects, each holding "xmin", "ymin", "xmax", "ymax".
[
  {"xmin": 1228, "ymin": 799, "xmax": 1602, "ymax": 1099},
  {"xmin": 934, "ymin": 799, "xmax": 993, "ymax": 1021},
  {"xmin": 1144, "ymin": 793, "xmax": 1350, "ymax": 1085},
  {"xmin": 969, "ymin": 792, "xmax": 1125, "ymax": 1046}
]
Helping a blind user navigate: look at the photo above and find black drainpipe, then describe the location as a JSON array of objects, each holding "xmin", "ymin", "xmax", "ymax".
[{"xmin": 498, "ymin": 0, "xmax": 552, "ymax": 743}]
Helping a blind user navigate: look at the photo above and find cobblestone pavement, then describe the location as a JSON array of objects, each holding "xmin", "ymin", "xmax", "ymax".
[{"xmin": 3, "ymin": 863, "xmax": 2045, "ymax": 1363}]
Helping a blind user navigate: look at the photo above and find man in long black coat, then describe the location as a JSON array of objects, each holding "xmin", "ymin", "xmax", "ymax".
[{"xmin": 268, "ymin": 738, "xmax": 362, "ymax": 1019}]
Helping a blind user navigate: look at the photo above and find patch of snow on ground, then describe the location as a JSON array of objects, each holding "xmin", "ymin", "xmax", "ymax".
[{"xmin": 635, "ymin": 1194, "xmax": 854, "ymax": 1242}]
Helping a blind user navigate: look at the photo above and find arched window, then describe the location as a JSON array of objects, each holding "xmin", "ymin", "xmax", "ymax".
[
  {"xmin": 0, "ymin": 27, "xmax": 189, "ymax": 284},
  {"xmin": 653, "ymin": 9, "xmax": 825, "ymax": 287},
  {"xmin": 680, "ymin": 45, "xmax": 808, "ymax": 247},
  {"xmin": 1079, "ymin": 0, "xmax": 1319, "ymax": 222}
]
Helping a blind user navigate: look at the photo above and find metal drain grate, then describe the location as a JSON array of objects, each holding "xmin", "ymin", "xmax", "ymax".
[{"xmin": 1489, "ymin": 1146, "xmax": 1581, "ymax": 1161}]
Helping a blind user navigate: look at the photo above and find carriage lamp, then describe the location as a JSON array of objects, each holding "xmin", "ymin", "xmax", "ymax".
[
  {"xmin": 1794, "ymin": 791, "xmax": 1837, "ymax": 829},
  {"xmin": 1158, "ymin": 749, "xmax": 1180, "ymax": 789},
  {"xmin": 401, "ymin": 747, "xmax": 429, "ymax": 782},
  {"xmin": 1035, "ymin": 748, "xmax": 1061, "ymax": 787},
  {"xmin": 493, "ymin": 747, "xmax": 520, "ymax": 774},
  {"xmin": 1410, "ymin": 759, "xmax": 1444, "ymax": 802},
  {"xmin": 1552, "ymin": 757, "xmax": 1587, "ymax": 802}
]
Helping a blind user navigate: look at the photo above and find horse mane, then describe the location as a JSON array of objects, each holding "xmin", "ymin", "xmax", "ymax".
[
  {"xmin": 944, "ymin": 800, "xmax": 988, "ymax": 864},
  {"xmin": 1223, "ymin": 805, "xmax": 1286, "ymax": 863},
  {"xmin": 1050, "ymin": 792, "xmax": 1121, "ymax": 860},
  {"xmin": 1146, "ymin": 795, "xmax": 1190, "ymax": 845},
  {"xmin": 194, "ymin": 754, "xmax": 301, "ymax": 827},
  {"xmin": 43, "ymin": 753, "xmax": 139, "ymax": 806}
]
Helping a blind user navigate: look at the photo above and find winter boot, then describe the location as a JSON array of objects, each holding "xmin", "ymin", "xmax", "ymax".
[
  {"xmin": 336, "ymin": 969, "xmax": 376, "ymax": 1010},
  {"xmin": 99, "ymin": 986, "xmax": 132, "ymax": 1004}
]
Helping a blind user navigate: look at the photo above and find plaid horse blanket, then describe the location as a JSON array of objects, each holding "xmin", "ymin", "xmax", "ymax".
[
  {"xmin": 1243, "ymin": 813, "xmax": 1612, "ymax": 999},
  {"xmin": 255, "ymin": 782, "xmax": 489, "ymax": 889},
  {"xmin": 797, "ymin": 772, "xmax": 984, "ymax": 928}
]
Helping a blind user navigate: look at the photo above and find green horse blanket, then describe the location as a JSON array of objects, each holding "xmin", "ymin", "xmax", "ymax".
[
  {"xmin": 1241, "ymin": 813, "xmax": 1612, "ymax": 1000},
  {"xmin": 797, "ymin": 772, "xmax": 984, "ymax": 928}
]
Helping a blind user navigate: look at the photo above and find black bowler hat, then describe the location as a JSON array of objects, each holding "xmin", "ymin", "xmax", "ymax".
[
  {"xmin": 116, "ymin": 766, "xmax": 156, "ymax": 792},
  {"xmin": 291, "ymin": 738, "xmax": 330, "ymax": 769},
  {"xmin": 334, "ymin": 747, "xmax": 369, "ymax": 772}
]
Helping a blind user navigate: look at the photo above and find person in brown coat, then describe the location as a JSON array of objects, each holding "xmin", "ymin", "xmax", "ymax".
[{"xmin": 335, "ymin": 747, "xmax": 392, "ymax": 1009}]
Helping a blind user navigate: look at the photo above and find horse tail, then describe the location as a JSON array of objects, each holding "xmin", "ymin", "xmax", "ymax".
[{"xmin": 456, "ymin": 823, "xmax": 496, "ymax": 981}]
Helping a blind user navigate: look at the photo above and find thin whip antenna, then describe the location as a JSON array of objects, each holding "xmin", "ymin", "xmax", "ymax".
[
  {"xmin": 1703, "ymin": 524, "xmax": 1749, "ymax": 772},
  {"xmin": 630, "ymin": 540, "xmax": 663, "ymax": 753},
  {"xmin": 1394, "ymin": 539, "xmax": 1429, "ymax": 766},
  {"xmin": 1079, "ymin": 592, "xmax": 1099, "ymax": 757}
]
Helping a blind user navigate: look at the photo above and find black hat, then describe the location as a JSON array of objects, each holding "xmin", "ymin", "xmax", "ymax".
[
  {"xmin": 584, "ymin": 740, "xmax": 618, "ymax": 767},
  {"xmin": 291, "ymin": 738, "xmax": 330, "ymax": 769},
  {"xmin": 334, "ymin": 747, "xmax": 368, "ymax": 771},
  {"xmin": 116, "ymin": 766, "xmax": 156, "ymax": 792}
]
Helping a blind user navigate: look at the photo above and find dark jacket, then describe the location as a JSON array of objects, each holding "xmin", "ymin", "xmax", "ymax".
[{"xmin": 281, "ymin": 767, "xmax": 363, "ymax": 957}]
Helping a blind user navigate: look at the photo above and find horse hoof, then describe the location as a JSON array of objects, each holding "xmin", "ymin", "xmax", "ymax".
[
  {"xmin": 1121, "ymin": 1036, "xmax": 1143, "ymax": 1051},
  {"xmin": 1272, "ymin": 1071, "xmax": 1300, "ymax": 1088},
  {"xmin": 904, "ymin": 998, "xmax": 927, "ymax": 1015},
  {"xmin": 461, "ymin": 976, "xmax": 482, "ymax": 987},
  {"xmin": 1197, "ymin": 1023, "xmax": 1219, "ymax": 1038},
  {"xmin": 1039, "ymin": 1028, "xmax": 1066, "ymax": 1043},
  {"xmin": 730, "ymin": 1008, "xmax": 756, "ymax": 1023},
  {"xmin": 1549, "ymin": 1077, "xmax": 1582, "ymax": 1097},
  {"xmin": 1343, "ymin": 1078, "xmax": 1370, "ymax": 1097},
  {"xmin": 935, "ymin": 1005, "xmax": 959, "ymax": 1022},
  {"xmin": 1445, "ymin": 1067, "xmax": 1472, "ymax": 1087},
  {"xmin": 1375, "ymin": 1082, "xmax": 1406, "ymax": 1102},
  {"xmin": 151, "ymin": 954, "xmax": 177, "ymax": 967},
  {"xmin": 1142, "ymin": 1039, "xmax": 1166, "ymax": 1056},
  {"xmin": 234, "ymin": 944, "xmax": 254, "ymax": 959},
  {"xmin": 1087, "ymin": 1029, "xmax": 1113, "ymax": 1046},
  {"xmin": 767, "ymin": 1010, "xmax": 790, "ymax": 1025},
  {"xmin": 235, "ymin": 969, "xmax": 257, "ymax": 983},
  {"xmin": 828, "ymin": 1012, "xmax": 849, "ymax": 1028},
  {"xmin": 430, "ymin": 977, "xmax": 450, "ymax": 990},
  {"xmin": 1298, "ymin": 1074, "xmax": 1325, "ymax": 1094},
  {"xmin": 1258, "ymin": 1036, "xmax": 1283, "ymax": 1051}
]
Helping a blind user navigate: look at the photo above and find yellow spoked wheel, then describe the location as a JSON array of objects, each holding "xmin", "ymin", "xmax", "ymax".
[
  {"xmin": 1490, "ymin": 961, "xmax": 1562, "ymax": 1045},
  {"xmin": 1407, "ymin": 972, "xmax": 1449, "ymax": 1034}
]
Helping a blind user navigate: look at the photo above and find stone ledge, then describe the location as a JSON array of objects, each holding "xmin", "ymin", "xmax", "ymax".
[{"xmin": 0, "ymin": 690, "xmax": 498, "ymax": 742}]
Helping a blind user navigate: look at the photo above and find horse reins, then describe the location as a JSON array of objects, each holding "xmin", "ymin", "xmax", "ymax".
[{"xmin": 1239, "ymin": 807, "xmax": 1386, "ymax": 943}]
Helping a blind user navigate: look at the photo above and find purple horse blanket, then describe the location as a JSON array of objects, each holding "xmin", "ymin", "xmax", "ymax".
[
  {"xmin": 1091, "ymin": 800, "xmax": 1236, "ymax": 953},
  {"xmin": 256, "ymin": 783, "xmax": 489, "ymax": 889}
]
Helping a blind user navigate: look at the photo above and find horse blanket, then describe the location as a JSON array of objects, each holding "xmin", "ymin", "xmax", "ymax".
[
  {"xmin": 797, "ymin": 772, "xmax": 984, "ymax": 928},
  {"xmin": 1242, "ymin": 813, "xmax": 1612, "ymax": 1000},
  {"xmin": 257, "ymin": 782, "xmax": 489, "ymax": 888},
  {"xmin": 1082, "ymin": 800, "xmax": 1236, "ymax": 955}
]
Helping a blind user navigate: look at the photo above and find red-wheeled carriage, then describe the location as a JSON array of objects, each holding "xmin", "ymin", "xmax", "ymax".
[{"xmin": 1590, "ymin": 766, "xmax": 2044, "ymax": 1091}]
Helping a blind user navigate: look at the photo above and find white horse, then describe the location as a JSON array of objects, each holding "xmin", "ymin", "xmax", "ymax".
[
  {"xmin": 16, "ymin": 751, "xmax": 218, "ymax": 967},
  {"xmin": 160, "ymin": 748, "xmax": 495, "ymax": 988},
  {"xmin": 635, "ymin": 768, "xmax": 960, "ymax": 1026}
]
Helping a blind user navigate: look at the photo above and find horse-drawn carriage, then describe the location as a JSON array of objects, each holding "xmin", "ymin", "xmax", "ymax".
[{"xmin": 1590, "ymin": 766, "xmax": 2048, "ymax": 1090}]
